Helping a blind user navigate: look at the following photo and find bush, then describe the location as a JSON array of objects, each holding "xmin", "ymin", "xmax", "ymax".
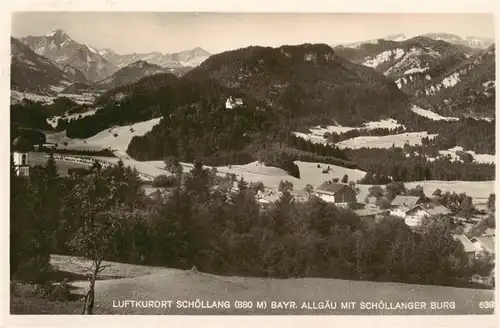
[
  {"xmin": 152, "ymin": 175, "xmax": 177, "ymax": 187},
  {"xmin": 250, "ymin": 181, "xmax": 265, "ymax": 193},
  {"xmin": 48, "ymin": 280, "xmax": 72, "ymax": 301}
]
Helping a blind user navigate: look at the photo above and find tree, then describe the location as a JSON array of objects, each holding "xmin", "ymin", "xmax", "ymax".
[
  {"xmin": 278, "ymin": 180, "xmax": 294, "ymax": 193},
  {"xmin": 487, "ymin": 193, "xmax": 495, "ymax": 212},
  {"xmin": 304, "ymin": 184, "xmax": 314, "ymax": 199},
  {"xmin": 459, "ymin": 196, "xmax": 474, "ymax": 222},
  {"xmin": 65, "ymin": 171, "xmax": 125, "ymax": 314},
  {"xmin": 432, "ymin": 188, "xmax": 443, "ymax": 197},
  {"xmin": 385, "ymin": 181, "xmax": 406, "ymax": 201},
  {"xmin": 407, "ymin": 185, "xmax": 425, "ymax": 199},
  {"xmin": 368, "ymin": 185, "xmax": 384, "ymax": 201},
  {"xmin": 164, "ymin": 156, "xmax": 183, "ymax": 178},
  {"xmin": 377, "ymin": 197, "xmax": 391, "ymax": 209},
  {"xmin": 45, "ymin": 153, "xmax": 59, "ymax": 180},
  {"xmin": 341, "ymin": 174, "xmax": 348, "ymax": 184}
]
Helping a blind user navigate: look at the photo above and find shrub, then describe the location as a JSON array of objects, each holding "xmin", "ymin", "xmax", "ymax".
[
  {"xmin": 250, "ymin": 181, "xmax": 265, "ymax": 193},
  {"xmin": 152, "ymin": 174, "xmax": 177, "ymax": 187},
  {"xmin": 48, "ymin": 280, "xmax": 72, "ymax": 301}
]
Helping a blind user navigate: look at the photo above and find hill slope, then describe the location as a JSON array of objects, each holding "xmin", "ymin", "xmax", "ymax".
[
  {"xmin": 51, "ymin": 255, "xmax": 494, "ymax": 315},
  {"xmin": 192, "ymin": 43, "xmax": 410, "ymax": 125},
  {"xmin": 94, "ymin": 60, "xmax": 169, "ymax": 91},
  {"xmin": 11, "ymin": 37, "xmax": 72, "ymax": 95},
  {"xmin": 334, "ymin": 36, "xmax": 494, "ymax": 118}
]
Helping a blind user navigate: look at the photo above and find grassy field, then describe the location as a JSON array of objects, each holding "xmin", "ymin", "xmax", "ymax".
[
  {"xmin": 45, "ymin": 117, "xmax": 162, "ymax": 153},
  {"xmin": 28, "ymin": 152, "xmax": 90, "ymax": 176},
  {"xmin": 356, "ymin": 180, "xmax": 495, "ymax": 206},
  {"xmin": 335, "ymin": 132, "xmax": 438, "ymax": 149},
  {"xmin": 12, "ymin": 255, "xmax": 494, "ymax": 315},
  {"xmin": 30, "ymin": 149, "xmax": 494, "ymax": 206},
  {"xmin": 292, "ymin": 119, "xmax": 405, "ymax": 145}
]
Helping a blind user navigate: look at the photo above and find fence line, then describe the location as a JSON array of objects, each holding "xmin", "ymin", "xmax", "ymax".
[{"xmin": 43, "ymin": 154, "xmax": 155, "ymax": 182}]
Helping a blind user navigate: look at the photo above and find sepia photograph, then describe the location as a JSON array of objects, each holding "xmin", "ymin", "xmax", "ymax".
[{"xmin": 5, "ymin": 1, "xmax": 497, "ymax": 324}]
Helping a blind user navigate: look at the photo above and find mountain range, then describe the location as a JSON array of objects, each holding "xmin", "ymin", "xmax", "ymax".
[
  {"xmin": 11, "ymin": 30, "xmax": 495, "ymax": 122},
  {"xmin": 337, "ymin": 33, "xmax": 494, "ymax": 50},
  {"xmin": 98, "ymin": 46, "xmax": 211, "ymax": 69},
  {"xmin": 18, "ymin": 29, "xmax": 211, "ymax": 81},
  {"xmin": 11, "ymin": 37, "xmax": 74, "ymax": 95},
  {"xmin": 20, "ymin": 29, "xmax": 118, "ymax": 82},
  {"xmin": 12, "ymin": 29, "xmax": 212, "ymax": 95},
  {"xmin": 334, "ymin": 36, "xmax": 495, "ymax": 118}
]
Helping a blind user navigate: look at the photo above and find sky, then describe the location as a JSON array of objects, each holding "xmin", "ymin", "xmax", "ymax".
[{"xmin": 11, "ymin": 12, "xmax": 495, "ymax": 55}]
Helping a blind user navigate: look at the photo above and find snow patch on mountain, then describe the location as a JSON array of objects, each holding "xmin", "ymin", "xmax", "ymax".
[
  {"xmin": 292, "ymin": 119, "xmax": 405, "ymax": 145},
  {"xmin": 404, "ymin": 67, "xmax": 429, "ymax": 75},
  {"xmin": 441, "ymin": 72, "xmax": 461, "ymax": 88},
  {"xmin": 411, "ymin": 105, "xmax": 459, "ymax": 121},
  {"xmin": 363, "ymin": 48, "xmax": 405, "ymax": 68},
  {"xmin": 87, "ymin": 45, "xmax": 98, "ymax": 54}
]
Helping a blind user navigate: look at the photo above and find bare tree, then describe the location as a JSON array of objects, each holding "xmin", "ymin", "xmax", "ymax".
[{"xmin": 65, "ymin": 170, "xmax": 124, "ymax": 314}]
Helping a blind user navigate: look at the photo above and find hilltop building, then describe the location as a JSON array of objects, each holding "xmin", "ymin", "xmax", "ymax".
[{"xmin": 225, "ymin": 96, "xmax": 244, "ymax": 109}]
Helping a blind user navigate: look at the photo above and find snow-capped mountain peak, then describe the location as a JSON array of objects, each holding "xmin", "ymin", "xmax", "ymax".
[
  {"xmin": 20, "ymin": 29, "xmax": 118, "ymax": 81},
  {"xmin": 99, "ymin": 46, "xmax": 211, "ymax": 69}
]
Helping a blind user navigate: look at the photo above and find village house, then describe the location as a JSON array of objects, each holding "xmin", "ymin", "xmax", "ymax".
[
  {"xmin": 389, "ymin": 195, "xmax": 424, "ymax": 217},
  {"xmin": 452, "ymin": 234, "xmax": 476, "ymax": 263},
  {"xmin": 315, "ymin": 182, "xmax": 357, "ymax": 208},
  {"xmin": 470, "ymin": 236, "xmax": 495, "ymax": 256},
  {"xmin": 402, "ymin": 203, "xmax": 453, "ymax": 227},
  {"xmin": 225, "ymin": 96, "xmax": 244, "ymax": 109}
]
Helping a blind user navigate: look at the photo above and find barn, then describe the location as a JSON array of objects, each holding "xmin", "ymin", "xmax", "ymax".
[{"xmin": 315, "ymin": 182, "xmax": 357, "ymax": 208}]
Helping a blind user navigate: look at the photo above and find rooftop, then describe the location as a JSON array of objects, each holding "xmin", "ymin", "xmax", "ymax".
[
  {"xmin": 391, "ymin": 195, "xmax": 421, "ymax": 208},
  {"xmin": 470, "ymin": 236, "xmax": 495, "ymax": 254},
  {"xmin": 316, "ymin": 182, "xmax": 354, "ymax": 195},
  {"xmin": 453, "ymin": 234, "xmax": 476, "ymax": 253}
]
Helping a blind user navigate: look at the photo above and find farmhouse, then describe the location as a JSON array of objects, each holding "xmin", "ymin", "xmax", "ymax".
[
  {"xmin": 483, "ymin": 228, "xmax": 495, "ymax": 237},
  {"xmin": 389, "ymin": 195, "xmax": 424, "ymax": 217},
  {"xmin": 225, "ymin": 96, "xmax": 244, "ymax": 109},
  {"xmin": 353, "ymin": 208, "xmax": 390, "ymax": 220},
  {"xmin": 315, "ymin": 182, "xmax": 357, "ymax": 208},
  {"xmin": 403, "ymin": 203, "xmax": 452, "ymax": 227},
  {"xmin": 452, "ymin": 234, "xmax": 476, "ymax": 262},
  {"xmin": 470, "ymin": 236, "xmax": 495, "ymax": 256}
]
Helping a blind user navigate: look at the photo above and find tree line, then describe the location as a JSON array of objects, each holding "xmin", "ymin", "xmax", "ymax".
[{"xmin": 11, "ymin": 156, "xmax": 494, "ymax": 315}]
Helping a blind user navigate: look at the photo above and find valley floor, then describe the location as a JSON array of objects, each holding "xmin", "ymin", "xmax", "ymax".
[{"xmin": 29, "ymin": 151, "xmax": 495, "ymax": 206}]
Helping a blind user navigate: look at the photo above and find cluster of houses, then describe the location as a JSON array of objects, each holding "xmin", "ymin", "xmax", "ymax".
[{"xmin": 311, "ymin": 181, "xmax": 495, "ymax": 260}]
